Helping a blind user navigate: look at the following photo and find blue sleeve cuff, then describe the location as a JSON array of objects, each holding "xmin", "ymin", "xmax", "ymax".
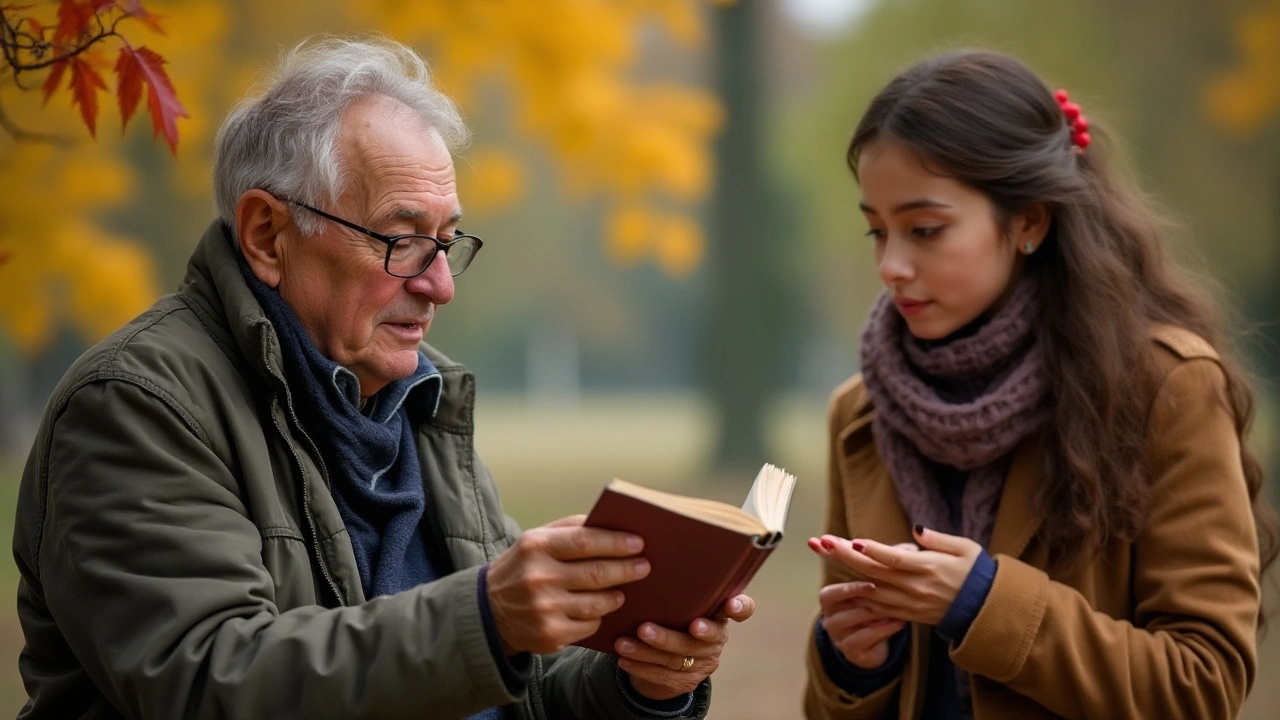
[
  {"xmin": 936, "ymin": 549, "xmax": 996, "ymax": 643},
  {"xmin": 477, "ymin": 564, "xmax": 532, "ymax": 695},
  {"xmin": 616, "ymin": 666, "xmax": 696, "ymax": 717},
  {"xmin": 814, "ymin": 616, "xmax": 909, "ymax": 695}
]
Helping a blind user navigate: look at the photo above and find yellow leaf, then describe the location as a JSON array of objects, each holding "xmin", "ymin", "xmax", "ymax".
[
  {"xmin": 460, "ymin": 148, "xmax": 526, "ymax": 211},
  {"xmin": 606, "ymin": 203, "xmax": 654, "ymax": 265},
  {"xmin": 654, "ymin": 212, "xmax": 703, "ymax": 278}
]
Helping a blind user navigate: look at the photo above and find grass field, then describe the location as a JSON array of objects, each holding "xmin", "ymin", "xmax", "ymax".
[{"xmin": 0, "ymin": 392, "xmax": 1275, "ymax": 718}]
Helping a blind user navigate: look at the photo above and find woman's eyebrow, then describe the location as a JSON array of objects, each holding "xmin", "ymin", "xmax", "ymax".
[{"xmin": 859, "ymin": 198, "xmax": 954, "ymax": 215}]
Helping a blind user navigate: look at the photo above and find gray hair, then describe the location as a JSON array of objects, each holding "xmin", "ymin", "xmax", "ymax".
[{"xmin": 213, "ymin": 36, "xmax": 469, "ymax": 237}]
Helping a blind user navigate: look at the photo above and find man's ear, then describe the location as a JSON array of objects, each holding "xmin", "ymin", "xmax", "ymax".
[
  {"xmin": 235, "ymin": 189, "xmax": 292, "ymax": 288},
  {"xmin": 1011, "ymin": 203, "xmax": 1051, "ymax": 255}
]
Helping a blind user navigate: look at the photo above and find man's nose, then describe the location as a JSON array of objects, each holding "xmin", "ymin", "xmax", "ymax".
[{"xmin": 405, "ymin": 251, "xmax": 455, "ymax": 304}]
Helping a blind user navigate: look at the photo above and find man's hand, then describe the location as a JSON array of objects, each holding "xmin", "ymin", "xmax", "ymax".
[
  {"xmin": 614, "ymin": 594, "xmax": 756, "ymax": 700},
  {"xmin": 486, "ymin": 514, "xmax": 649, "ymax": 655}
]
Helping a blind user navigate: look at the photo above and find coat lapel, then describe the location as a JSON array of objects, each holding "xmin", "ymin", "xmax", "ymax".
[
  {"xmin": 839, "ymin": 411, "xmax": 1045, "ymax": 558},
  {"xmin": 835, "ymin": 412, "xmax": 914, "ymax": 548},
  {"xmin": 986, "ymin": 437, "xmax": 1044, "ymax": 558}
]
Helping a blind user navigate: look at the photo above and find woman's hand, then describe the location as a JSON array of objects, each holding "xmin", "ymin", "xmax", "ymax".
[
  {"xmin": 811, "ymin": 526, "xmax": 981, "ymax": 627},
  {"xmin": 810, "ymin": 538, "xmax": 914, "ymax": 669},
  {"xmin": 615, "ymin": 594, "xmax": 756, "ymax": 700}
]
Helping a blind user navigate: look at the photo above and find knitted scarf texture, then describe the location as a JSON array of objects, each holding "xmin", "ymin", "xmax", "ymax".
[
  {"xmin": 859, "ymin": 279, "xmax": 1048, "ymax": 720},
  {"xmin": 859, "ymin": 278, "xmax": 1047, "ymax": 547}
]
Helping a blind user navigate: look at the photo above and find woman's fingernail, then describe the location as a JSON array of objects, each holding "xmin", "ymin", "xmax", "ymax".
[
  {"xmin": 807, "ymin": 538, "xmax": 825, "ymax": 553},
  {"xmin": 820, "ymin": 538, "xmax": 836, "ymax": 550},
  {"xmin": 851, "ymin": 540, "xmax": 865, "ymax": 552},
  {"xmin": 914, "ymin": 524, "xmax": 925, "ymax": 536}
]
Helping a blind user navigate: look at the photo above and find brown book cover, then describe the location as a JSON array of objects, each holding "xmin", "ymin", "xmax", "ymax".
[{"xmin": 575, "ymin": 464, "xmax": 795, "ymax": 654}]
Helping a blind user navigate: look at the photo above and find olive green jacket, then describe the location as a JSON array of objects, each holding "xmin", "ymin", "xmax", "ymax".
[{"xmin": 13, "ymin": 220, "xmax": 711, "ymax": 720}]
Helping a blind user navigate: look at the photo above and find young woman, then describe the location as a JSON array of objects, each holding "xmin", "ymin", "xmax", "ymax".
[{"xmin": 803, "ymin": 50, "xmax": 1277, "ymax": 720}]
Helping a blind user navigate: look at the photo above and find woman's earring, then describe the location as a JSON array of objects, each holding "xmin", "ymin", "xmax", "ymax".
[{"xmin": 1022, "ymin": 242, "xmax": 1035, "ymax": 254}]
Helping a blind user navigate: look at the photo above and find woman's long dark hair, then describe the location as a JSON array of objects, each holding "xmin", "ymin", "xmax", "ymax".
[{"xmin": 848, "ymin": 50, "xmax": 1277, "ymax": 586}]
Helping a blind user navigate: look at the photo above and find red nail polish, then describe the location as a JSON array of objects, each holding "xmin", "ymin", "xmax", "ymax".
[
  {"xmin": 851, "ymin": 541, "xmax": 865, "ymax": 552},
  {"xmin": 820, "ymin": 538, "xmax": 836, "ymax": 550}
]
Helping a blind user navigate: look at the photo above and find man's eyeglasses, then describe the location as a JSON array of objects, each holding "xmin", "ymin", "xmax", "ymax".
[{"xmin": 283, "ymin": 199, "xmax": 483, "ymax": 278}]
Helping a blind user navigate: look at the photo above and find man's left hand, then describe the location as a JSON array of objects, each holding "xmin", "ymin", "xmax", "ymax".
[{"xmin": 614, "ymin": 594, "xmax": 756, "ymax": 700}]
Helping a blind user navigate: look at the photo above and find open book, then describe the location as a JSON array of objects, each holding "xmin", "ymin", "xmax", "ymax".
[{"xmin": 575, "ymin": 463, "xmax": 797, "ymax": 654}]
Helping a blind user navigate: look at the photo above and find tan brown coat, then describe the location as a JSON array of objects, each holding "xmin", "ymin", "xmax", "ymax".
[{"xmin": 804, "ymin": 327, "xmax": 1261, "ymax": 720}]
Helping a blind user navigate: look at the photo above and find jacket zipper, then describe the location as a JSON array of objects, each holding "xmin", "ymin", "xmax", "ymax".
[{"xmin": 259, "ymin": 330, "xmax": 345, "ymax": 606}]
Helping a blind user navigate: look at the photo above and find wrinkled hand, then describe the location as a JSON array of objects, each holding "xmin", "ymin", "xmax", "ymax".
[
  {"xmin": 809, "ymin": 537, "xmax": 915, "ymax": 669},
  {"xmin": 811, "ymin": 526, "xmax": 982, "ymax": 628},
  {"xmin": 487, "ymin": 514, "xmax": 649, "ymax": 655},
  {"xmin": 615, "ymin": 594, "xmax": 756, "ymax": 701}
]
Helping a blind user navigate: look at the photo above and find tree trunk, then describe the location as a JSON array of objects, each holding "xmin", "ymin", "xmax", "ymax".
[{"xmin": 699, "ymin": 1, "xmax": 787, "ymax": 477}]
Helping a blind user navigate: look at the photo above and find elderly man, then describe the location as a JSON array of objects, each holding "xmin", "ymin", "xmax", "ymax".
[{"xmin": 13, "ymin": 37, "xmax": 752, "ymax": 719}]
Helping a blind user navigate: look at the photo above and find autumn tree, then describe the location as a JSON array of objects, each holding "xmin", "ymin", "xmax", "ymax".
[
  {"xmin": 0, "ymin": 0, "xmax": 185, "ymax": 352},
  {"xmin": 0, "ymin": 0, "xmax": 186, "ymax": 450},
  {"xmin": 699, "ymin": 0, "xmax": 792, "ymax": 475},
  {"xmin": 1, "ymin": 1, "xmax": 736, "ymax": 455},
  {"xmin": 0, "ymin": 0, "xmax": 186, "ymax": 150}
]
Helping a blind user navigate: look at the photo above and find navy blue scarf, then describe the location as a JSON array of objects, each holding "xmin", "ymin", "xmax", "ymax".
[
  {"xmin": 238, "ymin": 255, "xmax": 514, "ymax": 719},
  {"xmin": 237, "ymin": 257, "xmax": 444, "ymax": 599}
]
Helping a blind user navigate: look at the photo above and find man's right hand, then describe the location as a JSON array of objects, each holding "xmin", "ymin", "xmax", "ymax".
[{"xmin": 486, "ymin": 514, "xmax": 649, "ymax": 655}]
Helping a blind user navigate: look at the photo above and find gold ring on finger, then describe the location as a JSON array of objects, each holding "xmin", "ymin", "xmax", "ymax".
[{"xmin": 680, "ymin": 655, "xmax": 695, "ymax": 672}]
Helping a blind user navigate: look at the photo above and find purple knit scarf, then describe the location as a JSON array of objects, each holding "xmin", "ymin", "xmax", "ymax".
[
  {"xmin": 859, "ymin": 279, "xmax": 1048, "ymax": 719},
  {"xmin": 859, "ymin": 277, "xmax": 1048, "ymax": 550}
]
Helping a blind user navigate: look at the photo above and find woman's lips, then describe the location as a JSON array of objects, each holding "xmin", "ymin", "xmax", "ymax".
[{"xmin": 893, "ymin": 297, "xmax": 931, "ymax": 317}]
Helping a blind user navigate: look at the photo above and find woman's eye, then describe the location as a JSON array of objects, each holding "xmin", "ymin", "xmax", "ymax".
[
  {"xmin": 864, "ymin": 228, "xmax": 886, "ymax": 241},
  {"xmin": 912, "ymin": 226, "xmax": 944, "ymax": 238}
]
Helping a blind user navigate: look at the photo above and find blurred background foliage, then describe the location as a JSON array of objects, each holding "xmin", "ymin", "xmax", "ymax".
[{"xmin": 1, "ymin": 0, "xmax": 1278, "ymax": 716}]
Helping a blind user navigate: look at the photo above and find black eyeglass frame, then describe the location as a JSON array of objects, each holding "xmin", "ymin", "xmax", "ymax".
[{"xmin": 283, "ymin": 198, "xmax": 483, "ymax": 278}]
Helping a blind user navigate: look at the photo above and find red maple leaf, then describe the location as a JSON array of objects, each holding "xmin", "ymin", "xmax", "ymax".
[
  {"xmin": 54, "ymin": 0, "xmax": 94, "ymax": 44},
  {"xmin": 69, "ymin": 56, "xmax": 107, "ymax": 137},
  {"xmin": 42, "ymin": 59, "xmax": 69, "ymax": 104},
  {"xmin": 114, "ymin": 47, "xmax": 143, "ymax": 129},
  {"xmin": 120, "ymin": 0, "xmax": 166, "ymax": 35},
  {"xmin": 114, "ymin": 46, "xmax": 186, "ymax": 153}
]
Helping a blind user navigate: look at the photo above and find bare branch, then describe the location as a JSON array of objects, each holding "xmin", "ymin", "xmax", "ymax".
[
  {"xmin": 0, "ymin": 99, "xmax": 72, "ymax": 145},
  {"xmin": 0, "ymin": 5, "xmax": 123, "ymax": 75}
]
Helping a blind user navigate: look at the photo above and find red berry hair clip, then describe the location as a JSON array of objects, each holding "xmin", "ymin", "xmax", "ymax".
[{"xmin": 1053, "ymin": 89, "xmax": 1091, "ymax": 153}]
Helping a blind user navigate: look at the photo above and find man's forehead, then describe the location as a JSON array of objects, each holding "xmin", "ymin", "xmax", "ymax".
[{"xmin": 333, "ymin": 97, "xmax": 461, "ymax": 222}]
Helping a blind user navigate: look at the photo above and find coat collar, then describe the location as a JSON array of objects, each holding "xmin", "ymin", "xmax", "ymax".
[
  {"xmin": 834, "ymin": 403, "xmax": 1044, "ymax": 558},
  {"xmin": 177, "ymin": 219, "xmax": 466, "ymax": 422}
]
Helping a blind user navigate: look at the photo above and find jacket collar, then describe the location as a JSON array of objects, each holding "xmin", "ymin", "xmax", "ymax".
[
  {"xmin": 177, "ymin": 219, "xmax": 466, "ymax": 419},
  {"xmin": 835, "ymin": 402, "xmax": 1044, "ymax": 559}
]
